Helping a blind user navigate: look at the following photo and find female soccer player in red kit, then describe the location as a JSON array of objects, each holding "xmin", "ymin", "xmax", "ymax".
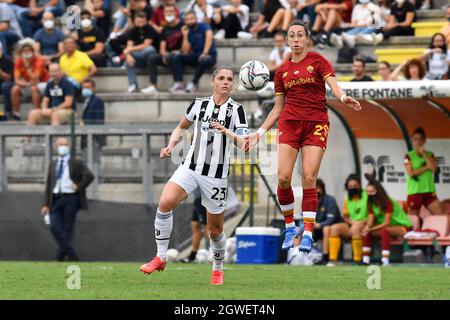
[{"xmin": 244, "ymin": 20, "xmax": 361, "ymax": 253}]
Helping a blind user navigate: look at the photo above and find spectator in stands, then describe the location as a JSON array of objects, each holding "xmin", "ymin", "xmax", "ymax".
[
  {"xmin": 73, "ymin": 10, "xmax": 107, "ymax": 67},
  {"xmin": 110, "ymin": 0, "xmax": 152, "ymax": 39},
  {"xmin": 377, "ymin": 61, "xmax": 398, "ymax": 81},
  {"xmin": 124, "ymin": 12, "xmax": 159, "ymax": 93},
  {"xmin": 361, "ymin": 180, "xmax": 412, "ymax": 266},
  {"xmin": 328, "ymin": 174, "xmax": 368, "ymax": 266},
  {"xmin": 60, "ymin": 37, "xmax": 97, "ymax": 90},
  {"xmin": 180, "ymin": 188, "xmax": 209, "ymax": 263},
  {"xmin": 185, "ymin": 0, "xmax": 217, "ymax": 26},
  {"xmin": 330, "ymin": 0, "xmax": 383, "ymax": 49},
  {"xmin": 28, "ymin": 63, "xmax": 75, "ymax": 126},
  {"xmin": 411, "ymin": 0, "xmax": 431, "ymax": 10},
  {"xmin": 441, "ymin": 5, "xmax": 450, "ymax": 46},
  {"xmin": 378, "ymin": 0, "xmax": 391, "ymax": 28},
  {"xmin": 350, "ymin": 57, "xmax": 374, "ymax": 81},
  {"xmin": 85, "ymin": 0, "xmax": 112, "ymax": 38},
  {"xmin": 390, "ymin": 58, "xmax": 425, "ymax": 80},
  {"xmin": 421, "ymin": 33, "xmax": 450, "ymax": 80},
  {"xmin": 404, "ymin": 127, "xmax": 444, "ymax": 218},
  {"xmin": 248, "ymin": 0, "xmax": 286, "ymax": 38},
  {"xmin": 268, "ymin": 31, "xmax": 290, "ymax": 80},
  {"xmin": 11, "ymin": 41, "xmax": 49, "ymax": 121},
  {"xmin": 379, "ymin": 0, "xmax": 415, "ymax": 40},
  {"xmin": 109, "ymin": 0, "xmax": 130, "ymax": 39},
  {"xmin": 41, "ymin": 137, "xmax": 94, "ymax": 262},
  {"xmin": 81, "ymin": 79, "xmax": 104, "ymax": 125},
  {"xmin": 310, "ymin": 0, "xmax": 353, "ymax": 46},
  {"xmin": 141, "ymin": 4, "xmax": 182, "ymax": 94},
  {"xmin": 213, "ymin": 0, "xmax": 250, "ymax": 39},
  {"xmin": 33, "ymin": 11, "xmax": 65, "ymax": 65},
  {"xmin": 20, "ymin": 0, "xmax": 66, "ymax": 38},
  {"xmin": 275, "ymin": 0, "xmax": 319, "ymax": 32},
  {"xmin": 0, "ymin": 0, "xmax": 23, "ymax": 54},
  {"xmin": 166, "ymin": 10, "xmax": 217, "ymax": 93},
  {"xmin": 313, "ymin": 179, "xmax": 342, "ymax": 265},
  {"xmin": 0, "ymin": 42, "xmax": 14, "ymax": 120},
  {"xmin": 150, "ymin": 0, "xmax": 180, "ymax": 34}
]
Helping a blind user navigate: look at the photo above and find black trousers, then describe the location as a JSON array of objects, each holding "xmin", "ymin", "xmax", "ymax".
[
  {"xmin": 383, "ymin": 26, "xmax": 414, "ymax": 39},
  {"xmin": 222, "ymin": 13, "xmax": 243, "ymax": 39},
  {"xmin": 49, "ymin": 194, "xmax": 80, "ymax": 260}
]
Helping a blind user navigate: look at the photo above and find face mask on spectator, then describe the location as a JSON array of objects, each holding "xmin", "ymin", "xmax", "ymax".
[
  {"xmin": 81, "ymin": 18, "xmax": 92, "ymax": 29},
  {"xmin": 21, "ymin": 52, "xmax": 33, "ymax": 59},
  {"xmin": 395, "ymin": 0, "xmax": 405, "ymax": 4},
  {"xmin": 43, "ymin": 20, "xmax": 55, "ymax": 29},
  {"xmin": 359, "ymin": 0, "xmax": 370, "ymax": 3},
  {"xmin": 82, "ymin": 88, "xmax": 93, "ymax": 98},
  {"xmin": 57, "ymin": 145, "xmax": 70, "ymax": 157},
  {"xmin": 347, "ymin": 188, "xmax": 361, "ymax": 198},
  {"xmin": 165, "ymin": 15, "xmax": 175, "ymax": 23}
]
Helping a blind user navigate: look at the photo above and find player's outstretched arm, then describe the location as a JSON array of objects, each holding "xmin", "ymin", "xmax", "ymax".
[
  {"xmin": 242, "ymin": 94, "xmax": 285, "ymax": 152},
  {"xmin": 160, "ymin": 116, "xmax": 193, "ymax": 159},
  {"xmin": 326, "ymin": 76, "xmax": 362, "ymax": 111}
]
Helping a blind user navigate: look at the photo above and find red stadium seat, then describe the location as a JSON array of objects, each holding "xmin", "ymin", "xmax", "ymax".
[{"xmin": 407, "ymin": 215, "xmax": 450, "ymax": 246}]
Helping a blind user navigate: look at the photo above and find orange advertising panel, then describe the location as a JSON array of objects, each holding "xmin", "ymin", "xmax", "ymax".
[
  {"xmin": 327, "ymin": 100, "xmax": 404, "ymax": 139},
  {"xmin": 378, "ymin": 99, "xmax": 450, "ymax": 139}
]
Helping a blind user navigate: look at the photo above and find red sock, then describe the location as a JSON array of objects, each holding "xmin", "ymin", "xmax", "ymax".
[
  {"xmin": 277, "ymin": 186, "xmax": 295, "ymax": 227},
  {"xmin": 380, "ymin": 228, "xmax": 391, "ymax": 251},
  {"xmin": 302, "ymin": 188, "xmax": 318, "ymax": 233}
]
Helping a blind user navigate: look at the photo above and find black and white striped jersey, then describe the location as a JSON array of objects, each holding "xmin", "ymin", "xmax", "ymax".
[{"xmin": 182, "ymin": 95, "xmax": 248, "ymax": 179}]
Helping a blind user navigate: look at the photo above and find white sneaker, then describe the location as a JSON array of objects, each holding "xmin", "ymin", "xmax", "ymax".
[
  {"xmin": 372, "ymin": 33, "xmax": 384, "ymax": 46},
  {"xmin": 109, "ymin": 31, "xmax": 121, "ymax": 40},
  {"xmin": 329, "ymin": 33, "xmax": 343, "ymax": 49},
  {"xmin": 169, "ymin": 82, "xmax": 185, "ymax": 94},
  {"xmin": 185, "ymin": 82, "xmax": 197, "ymax": 93},
  {"xmin": 214, "ymin": 29, "xmax": 225, "ymax": 40},
  {"xmin": 326, "ymin": 261, "xmax": 336, "ymax": 267},
  {"xmin": 342, "ymin": 33, "xmax": 356, "ymax": 48},
  {"xmin": 128, "ymin": 84, "xmax": 138, "ymax": 93},
  {"xmin": 112, "ymin": 56, "xmax": 122, "ymax": 64},
  {"xmin": 141, "ymin": 85, "xmax": 158, "ymax": 94},
  {"xmin": 355, "ymin": 34, "xmax": 373, "ymax": 45},
  {"xmin": 237, "ymin": 31, "xmax": 253, "ymax": 39}
]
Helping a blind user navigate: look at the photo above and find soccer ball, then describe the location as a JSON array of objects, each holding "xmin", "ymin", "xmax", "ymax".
[
  {"xmin": 166, "ymin": 248, "xmax": 179, "ymax": 262},
  {"xmin": 195, "ymin": 249, "xmax": 209, "ymax": 263},
  {"xmin": 239, "ymin": 60, "xmax": 270, "ymax": 91}
]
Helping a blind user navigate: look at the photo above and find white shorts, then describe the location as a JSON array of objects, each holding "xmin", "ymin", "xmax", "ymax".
[{"xmin": 169, "ymin": 165, "xmax": 228, "ymax": 214}]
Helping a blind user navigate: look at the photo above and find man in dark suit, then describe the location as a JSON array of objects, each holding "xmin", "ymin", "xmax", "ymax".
[
  {"xmin": 41, "ymin": 137, "xmax": 94, "ymax": 261},
  {"xmin": 81, "ymin": 79, "xmax": 104, "ymax": 125}
]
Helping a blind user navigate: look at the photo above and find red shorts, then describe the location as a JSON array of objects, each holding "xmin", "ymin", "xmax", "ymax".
[
  {"xmin": 406, "ymin": 192, "xmax": 438, "ymax": 211},
  {"xmin": 278, "ymin": 119, "xmax": 330, "ymax": 151}
]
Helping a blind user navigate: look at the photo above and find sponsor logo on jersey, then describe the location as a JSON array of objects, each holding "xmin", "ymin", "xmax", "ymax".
[
  {"xmin": 284, "ymin": 77, "xmax": 315, "ymax": 89},
  {"xmin": 307, "ymin": 65, "xmax": 314, "ymax": 73},
  {"xmin": 202, "ymin": 115, "xmax": 226, "ymax": 126}
]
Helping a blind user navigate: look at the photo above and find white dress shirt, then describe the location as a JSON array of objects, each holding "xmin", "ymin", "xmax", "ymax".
[{"xmin": 53, "ymin": 154, "xmax": 76, "ymax": 194}]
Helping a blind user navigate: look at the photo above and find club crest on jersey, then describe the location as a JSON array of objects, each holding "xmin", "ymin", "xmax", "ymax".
[
  {"xmin": 226, "ymin": 104, "xmax": 233, "ymax": 118},
  {"xmin": 282, "ymin": 72, "xmax": 288, "ymax": 78},
  {"xmin": 307, "ymin": 65, "xmax": 314, "ymax": 73},
  {"xmin": 294, "ymin": 70, "xmax": 299, "ymax": 75}
]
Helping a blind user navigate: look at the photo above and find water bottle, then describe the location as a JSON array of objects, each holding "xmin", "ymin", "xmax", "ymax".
[
  {"xmin": 44, "ymin": 214, "xmax": 50, "ymax": 225},
  {"xmin": 445, "ymin": 247, "xmax": 450, "ymax": 268}
]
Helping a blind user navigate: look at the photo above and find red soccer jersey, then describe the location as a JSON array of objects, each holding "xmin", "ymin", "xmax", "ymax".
[{"xmin": 274, "ymin": 51, "xmax": 335, "ymax": 122}]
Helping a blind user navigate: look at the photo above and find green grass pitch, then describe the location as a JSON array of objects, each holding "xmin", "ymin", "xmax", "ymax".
[{"xmin": 0, "ymin": 262, "xmax": 449, "ymax": 300}]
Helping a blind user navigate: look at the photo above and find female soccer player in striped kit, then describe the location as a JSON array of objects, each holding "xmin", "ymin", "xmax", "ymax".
[
  {"xmin": 244, "ymin": 20, "xmax": 361, "ymax": 253},
  {"xmin": 140, "ymin": 66, "xmax": 249, "ymax": 285}
]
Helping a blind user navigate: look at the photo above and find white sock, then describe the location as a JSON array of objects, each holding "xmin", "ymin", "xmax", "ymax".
[
  {"xmin": 362, "ymin": 246, "xmax": 371, "ymax": 264},
  {"xmin": 155, "ymin": 209, "xmax": 173, "ymax": 261},
  {"xmin": 363, "ymin": 255, "xmax": 371, "ymax": 264},
  {"xmin": 382, "ymin": 250, "xmax": 390, "ymax": 266},
  {"xmin": 210, "ymin": 232, "xmax": 226, "ymax": 271}
]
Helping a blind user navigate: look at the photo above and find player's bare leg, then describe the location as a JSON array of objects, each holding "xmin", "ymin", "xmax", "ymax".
[
  {"xmin": 208, "ymin": 212, "xmax": 225, "ymax": 285},
  {"xmin": 140, "ymin": 182, "xmax": 188, "ymax": 275},
  {"xmin": 277, "ymin": 143, "xmax": 300, "ymax": 250},
  {"xmin": 427, "ymin": 199, "xmax": 444, "ymax": 215},
  {"xmin": 299, "ymin": 145, "xmax": 325, "ymax": 253}
]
